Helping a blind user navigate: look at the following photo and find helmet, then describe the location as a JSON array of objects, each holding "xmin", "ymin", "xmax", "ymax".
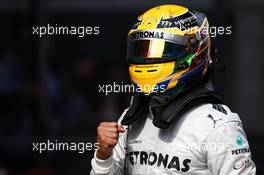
[{"xmin": 127, "ymin": 4, "xmax": 212, "ymax": 95}]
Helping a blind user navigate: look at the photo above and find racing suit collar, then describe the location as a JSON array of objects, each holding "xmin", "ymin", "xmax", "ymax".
[
  {"xmin": 121, "ymin": 80, "xmax": 223, "ymax": 129},
  {"xmin": 151, "ymin": 83, "xmax": 223, "ymax": 129}
]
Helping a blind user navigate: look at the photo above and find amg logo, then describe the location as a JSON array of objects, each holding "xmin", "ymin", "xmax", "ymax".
[
  {"xmin": 129, "ymin": 31, "xmax": 164, "ymax": 41},
  {"xmin": 126, "ymin": 151, "xmax": 191, "ymax": 172}
]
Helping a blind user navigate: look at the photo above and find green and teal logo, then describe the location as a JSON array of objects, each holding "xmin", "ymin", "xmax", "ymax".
[{"xmin": 236, "ymin": 134, "xmax": 244, "ymax": 147}]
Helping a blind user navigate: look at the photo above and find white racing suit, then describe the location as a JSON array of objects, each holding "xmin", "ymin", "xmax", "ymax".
[{"xmin": 90, "ymin": 103, "xmax": 256, "ymax": 174}]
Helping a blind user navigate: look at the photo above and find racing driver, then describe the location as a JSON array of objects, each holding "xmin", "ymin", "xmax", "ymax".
[{"xmin": 90, "ymin": 4, "xmax": 256, "ymax": 174}]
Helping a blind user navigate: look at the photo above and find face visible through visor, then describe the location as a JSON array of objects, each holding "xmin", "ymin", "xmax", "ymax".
[{"xmin": 127, "ymin": 39, "xmax": 189, "ymax": 64}]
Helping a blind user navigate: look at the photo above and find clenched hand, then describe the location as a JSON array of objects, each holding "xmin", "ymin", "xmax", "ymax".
[{"xmin": 96, "ymin": 122, "xmax": 125, "ymax": 160}]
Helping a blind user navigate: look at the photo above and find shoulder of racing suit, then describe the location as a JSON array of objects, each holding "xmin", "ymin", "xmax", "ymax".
[{"xmin": 170, "ymin": 103, "xmax": 242, "ymax": 146}]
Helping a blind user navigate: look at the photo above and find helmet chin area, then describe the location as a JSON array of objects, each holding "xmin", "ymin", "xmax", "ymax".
[{"xmin": 129, "ymin": 62, "xmax": 175, "ymax": 94}]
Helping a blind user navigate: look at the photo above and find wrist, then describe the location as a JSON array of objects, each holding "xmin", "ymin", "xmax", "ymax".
[{"xmin": 96, "ymin": 149, "xmax": 112, "ymax": 160}]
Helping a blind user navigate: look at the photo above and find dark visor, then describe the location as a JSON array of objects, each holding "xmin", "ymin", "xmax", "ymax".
[{"xmin": 127, "ymin": 39, "xmax": 189, "ymax": 63}]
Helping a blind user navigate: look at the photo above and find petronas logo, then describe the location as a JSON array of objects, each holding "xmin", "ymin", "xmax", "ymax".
[{"xmin": 236, "ymin": 134, "xmax": 244, "ymax": 147}]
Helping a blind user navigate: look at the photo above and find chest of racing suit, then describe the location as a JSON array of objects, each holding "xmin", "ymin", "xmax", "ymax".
[{"xmin": 91, "ymin": 103, "xmax": 256, "ymax": 175}]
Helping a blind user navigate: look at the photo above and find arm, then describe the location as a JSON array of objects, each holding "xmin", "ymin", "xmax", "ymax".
[{"xmin": 206, "ymin": 121, "xmax": 256, "ymax": 175}]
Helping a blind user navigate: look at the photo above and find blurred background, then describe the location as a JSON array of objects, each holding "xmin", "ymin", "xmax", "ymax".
[{"xmin": 0, "ymin": 0, "xmax": 263, "ymax": 174}]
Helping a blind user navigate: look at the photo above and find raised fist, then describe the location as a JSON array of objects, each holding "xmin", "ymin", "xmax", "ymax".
[{"xmin": 96, "ymin": 122, "xmax": 125, "ymax": 160}]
